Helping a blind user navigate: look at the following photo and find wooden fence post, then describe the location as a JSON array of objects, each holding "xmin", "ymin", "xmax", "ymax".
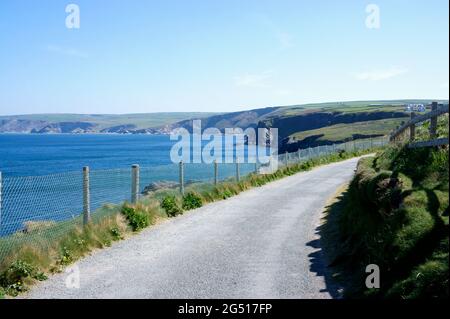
[
  {"xmin": 430, "ymin": 102, "xmax": 438, "ymax": 138},
  {"xmin": 131, "ymin": 164, "xmax": 139, "ymax": 204},
  {"xmin": 83, "ymin": 166, "xmax": 91, "ymax": 225},
  {"xmin": 235, "ymin": 161, "xmax": 240, "ymax": 182},
  {"xmin": 179, "ymin": 161, "xmax": 184, "ymax": 195},
  {"xmin": 214, "ymin": 160, "xmax": 218, "ymax": 185}
]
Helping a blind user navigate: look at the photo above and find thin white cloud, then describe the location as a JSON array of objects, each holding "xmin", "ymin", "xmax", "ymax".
[
  {"xmin": 354, "ymin": 67, "xmax": 408, "ymax": 81},
  {"xmin": 46, "ymin": 45, "xmax": 88, "ymax": 58},
  {"xmin": 276, "ymin": 32, "xmax": 294, "ymax": 49},
  {"xmin": 234, "ymin": 71, "xmax": 273, "ymax": 88}
]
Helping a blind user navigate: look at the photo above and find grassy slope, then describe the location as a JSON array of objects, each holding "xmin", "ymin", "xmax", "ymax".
[
  {"xmin": 322, "ymin": 140, "xmax": 449, "ymax": 298},
  {"xmin": 270, "ymin": 100, "xmax": 447, "ymax": 145},
  {"xmin": 289, "ymin": 118, "xmax": 409, "ymax": 142},
  {"xmin": 0, "ymin": 146, "xmax": 382, "ymax": 298}
]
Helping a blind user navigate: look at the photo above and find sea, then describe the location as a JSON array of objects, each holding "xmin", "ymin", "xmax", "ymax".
[
  {"xmin": 0, "ymin": 134, "xmax": 258, "ymax": 237},
  {"xmin": 0, "ymin": 134, "xmax": 177, "ymax": 177}
]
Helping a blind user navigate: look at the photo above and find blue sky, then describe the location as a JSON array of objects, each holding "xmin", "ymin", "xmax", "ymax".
[{"xmin": 0, "ymin": 0, "xmax": 448, "ymax": 115}]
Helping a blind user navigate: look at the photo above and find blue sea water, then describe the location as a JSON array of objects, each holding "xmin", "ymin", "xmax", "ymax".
[
  {"xmin": 0, "ymin": 134, "xmax": 258, "ymax": 237},
  {"xmin": 0, "ymin": 134, "xmax": 176, "ymax": 177}
]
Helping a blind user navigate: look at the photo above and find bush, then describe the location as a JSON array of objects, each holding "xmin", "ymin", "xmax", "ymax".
[
  {"xmin": 182, "ymin": 192, "xmax": 203, "ymax": 210},
  {"xmin": 0, "ymin": 260, "xmax": 47, "ymax": 296},
  {"xmin": 377, "ymin": 145, "xmax": 449, "ymax": 184},
  {"xmin": 161, "ymin": 195, "xmax": 182, "ymax": 217},
  {"xmin": 59, "ymin": 246, "xmax": 73, "ymax": 265},
  {"xmin": 121, "ymin": 206, "xmax": 149, "ymax": 231},
  {"xmin": 110, "ymin": 227, "xmax": 123, "ymax": 240}
]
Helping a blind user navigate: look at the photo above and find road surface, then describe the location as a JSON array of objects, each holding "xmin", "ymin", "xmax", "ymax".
[{"xmin": 25, "ymin": 157, "xmax": 362, "ymax": 299}]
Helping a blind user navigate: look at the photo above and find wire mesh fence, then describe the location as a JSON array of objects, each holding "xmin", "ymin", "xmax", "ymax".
[{"xmin": 0, "ymin": 136, "xmax": 389, "ymax": 260}]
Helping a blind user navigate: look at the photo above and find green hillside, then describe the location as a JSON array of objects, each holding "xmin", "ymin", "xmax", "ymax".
[
  {"xmin": 268, "ymin": 100, "xmax": 448, "ymax": 150},
  {"xmin": 0, "ymin": 112, "xmax": 219, "ymax": 130},
  {"xmin": 289, "ymin": 118, "xmax": 409, "ymax": 143}
]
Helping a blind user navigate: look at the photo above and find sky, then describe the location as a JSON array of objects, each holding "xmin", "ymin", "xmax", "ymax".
[{"xmin": 0, "ymin": 0, "xmax": 448, "ymax": 115}]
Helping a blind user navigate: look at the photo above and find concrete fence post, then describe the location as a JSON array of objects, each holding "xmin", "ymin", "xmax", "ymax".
[
  {"xmin": 409, "ymin": 112, "xmax": 416, "ymax": 142},
  {"xmin": 430, "ymin": 102, "xmax": 438, "ymax": 138},
  {"xmin": 254, "ymin": 161, "xmax": 259, "ymax": 174},
  {"xmin": 235, "ymin": 161, "xmax": 240, "ymax": 182},
  {"xmin": 179, "ymin": 161, "xmax": 184, "ymax": 195},
  {"xmin": 131, "ymin": 164, "xmax": 139, "ymax": 204},
  {"xmin": 284, "ymin": 151, "xmax": 288, "ymax": 166},
  {"xmin": 214, "ymin": 160, "xmax": 218, "ymax": 185},
  {"xmin": 83, "ymin": 166, "xmax": 91, "ymax": 225}
]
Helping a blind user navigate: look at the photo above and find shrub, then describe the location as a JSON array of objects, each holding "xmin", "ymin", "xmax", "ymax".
[
  {"xmin": 121, "ymin": 206, "xmax": 149, "ymax": 231},
  {"xmin": 182, "ymin": 192, "xmax": 203, "ymax": 210},
  {"xmin": 161, "ymin": 195, "xmax": 182, "ymax": 217},
  {"xmin": 0, "ymin": 260, "xmax": 47, "ymax": 296},
  {"xmin": 59, "ymin": 246, "xmax": 73, "ymax": 265},
  {"xmin": 110, "ymin": 227, "xmax": 123, "ymax": 240}
]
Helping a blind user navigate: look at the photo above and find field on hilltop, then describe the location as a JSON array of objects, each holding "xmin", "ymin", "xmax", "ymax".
[{"xmin": 289, "ymin": 118, "xmax": 408, "ymax": 143}]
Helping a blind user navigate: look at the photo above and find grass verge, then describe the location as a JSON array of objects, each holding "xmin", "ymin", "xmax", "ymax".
[{"xmin": 321, "ymin": 144, "xmax": 449, "ymax": 299}]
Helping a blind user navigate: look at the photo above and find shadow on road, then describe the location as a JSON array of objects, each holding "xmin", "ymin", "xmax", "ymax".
[
  {"xmin": 305, "ymin": 190, "xmax": 350, "ymax": 299},
  {"xmin": 306, "ymin": 237, "xmax": 342, "ymax": 299}
]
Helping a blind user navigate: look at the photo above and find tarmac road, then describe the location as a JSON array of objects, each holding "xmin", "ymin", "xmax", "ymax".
[{"xmin": 24, "ymin": 157, "xmax": 363, "ymax": 299}]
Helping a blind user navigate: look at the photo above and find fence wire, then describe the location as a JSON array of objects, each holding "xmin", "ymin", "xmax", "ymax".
[{"xmin": 0, "ymin": 136, "xmax": 389, "ymax": 260}]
